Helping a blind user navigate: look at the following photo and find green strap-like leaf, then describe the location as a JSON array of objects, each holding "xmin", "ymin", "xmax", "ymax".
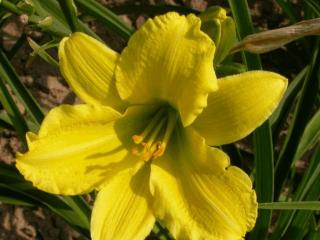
[
  {"xmin": 284, "ymin": 169, "xmax": 320, "ymax": 239},
  {"xmin": 27, "ymin": 38, "xmax": 59, "ymax": 69},
  {"xmin": 275, "ymin": 0, "xmax": 299, "ymax": 23},
  {"xmin": 275, "ymin": 39, "xmax": 320, "ymax": 198},
  {"xmin": 259, "ymin": 201, "xmax": 320, "ymax": 210},
  {"xmin": 0, "ymin": 79, "xmax": 29, "ymax": 140},
  {"xmin": 271, "ymin": 146, "xmax": 320, "ymax": 239},
  {"xmin": 0, "ymin": 184, "xmax": 37, "ymax": 207},
  {"xmin": 228, "ymin": 1, "xmax": 273, "ymax": 239},
  {"xmin": 75, "ymin": 0, "xmax": 134, "ymax": 40},
  {"xmin": 0, "ymin": 111, "xmax": 14, "ymax": 130},
  {"xmin": 304, "ymin": 0, "xmax": 320, "ymax": 16},
  {"xmin": 270, "ymin": 66, "xmax": 308, "ymax": 138},
  {"xmin": 0, "ymin": 49, "xmax": 44, "ymax": 126},
  {"xmin": 0, "ymin": 162, "xmax": 91, "ymax": 238},
  {"xmin": 109, "ymin": 4, "xmax": 198, "ymax": 15},
  {"xmin": 294, "ymin": 109, "xmax": 320, "ymax": 161}
]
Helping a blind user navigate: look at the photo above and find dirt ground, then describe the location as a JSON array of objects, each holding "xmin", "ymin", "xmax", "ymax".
[{"xmin": 0, "ymin": 0, "xmax": 301, "ymax": 239}]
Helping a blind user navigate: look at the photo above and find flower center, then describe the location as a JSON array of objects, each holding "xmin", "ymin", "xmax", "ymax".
[{"xmin": 131, "ymin": 107, "xmax": 178, "ymax": 161}]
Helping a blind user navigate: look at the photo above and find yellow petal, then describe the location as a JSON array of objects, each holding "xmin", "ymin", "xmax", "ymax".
[
  {"xmin": 192, "ymin": 71, "xmax": 288, "ymax": 146},
  {"xmin": 150, "ymin": 127, "xmax": 257, "ymax": 239},
  {"xmin": 59, "ymin": 32, "xmax": 126, "ymax": 111},
  {"xmin": 116, "ymin": 12, "xmax": 217, "ymax": 126},
  {"xmin": 16, "ymin": 104, "xmax": 136, "ymax": 195},
  {"xmin": 91, "ymin": 163, "xmax": 155, "ymax": 240}
]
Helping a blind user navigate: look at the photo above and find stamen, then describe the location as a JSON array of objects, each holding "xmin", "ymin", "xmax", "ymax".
[
  {"xmin": 152, "ymin": 141, "xmax": 166, "ymax": 158},
  {"xmin": 145, "ymin": 117, "xmax": 167, "ymax": 148},
  {"xmin": 132, "ymin": 108, "xmax": 166, "ymax": 144},
  {"xmin": 131, "ymin": 107, "xmax": 178, "ymax": 161},
  {"xmin": 152, "ymin": 143, "xmax": 166, "ymax": 158},
  {"xmin": 140, "ymin": 117, "xmax": 167, "ymax": 161},
  {"xmin": 153, "ymin": 108, "xmax": 177, "ymax": 158}
]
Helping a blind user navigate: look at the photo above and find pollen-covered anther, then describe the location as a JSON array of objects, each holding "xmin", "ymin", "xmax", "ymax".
[
  {"xmin": 153, "ymin": 142, "xmax": 166, "ymax": 158},
  {"xmin": 141, "ymin": 149, "xmax": 153, "ymax": 161},
  {"xmin": 132, "ymin": 135, "xmax": 143, "ymax": 144}
]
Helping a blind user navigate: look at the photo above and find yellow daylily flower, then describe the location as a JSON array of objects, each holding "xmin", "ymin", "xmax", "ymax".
[{"xmin": 16, "ymin": 12, "xmax": 287, "ymax": 240}]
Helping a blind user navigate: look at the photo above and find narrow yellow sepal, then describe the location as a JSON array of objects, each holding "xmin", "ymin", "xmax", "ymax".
[
  {"xmin": 193, "ymin": 70, "xmax": 288, "ymax": 146},
  {"xmin": 59, "ymin": 32, "xmax": 126, "ymax": 111},
  {"xmin": 16, "ymin": 104, "xmax": 132, "ymax": 195}
]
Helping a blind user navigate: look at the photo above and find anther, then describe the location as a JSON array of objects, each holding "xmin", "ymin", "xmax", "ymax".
[
  {"xmin": 152, "ymin": 142, "xmax": 166, "ymax": 158},
  {"xmin": 132, "ymin": 135, "xmax": 143, "ymax": 144}
]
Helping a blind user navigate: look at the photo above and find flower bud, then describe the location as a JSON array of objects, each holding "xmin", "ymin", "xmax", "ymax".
[
  {"xmin": 231, "ymin": 18, "xmax": 320, "ymax": 54},
  {"xmin": 200, "ymin": 6, "xmax": 236, "ymax": 66}
]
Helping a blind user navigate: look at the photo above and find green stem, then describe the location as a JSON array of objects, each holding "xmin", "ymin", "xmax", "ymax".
[
  {"xmin": 259, "ymin": 201, "xmax": 320, "ymax": 210},
  {"xmin": 7, "ymin": 34, "xmax": 27, "ymax": 59},
  {"xmin": 57, "ymin": 0, "xmax": 80, "ymax": 32},
  {"xmin": 0, "ymin": 0, "xmax": 24, "ymax": 15}
]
